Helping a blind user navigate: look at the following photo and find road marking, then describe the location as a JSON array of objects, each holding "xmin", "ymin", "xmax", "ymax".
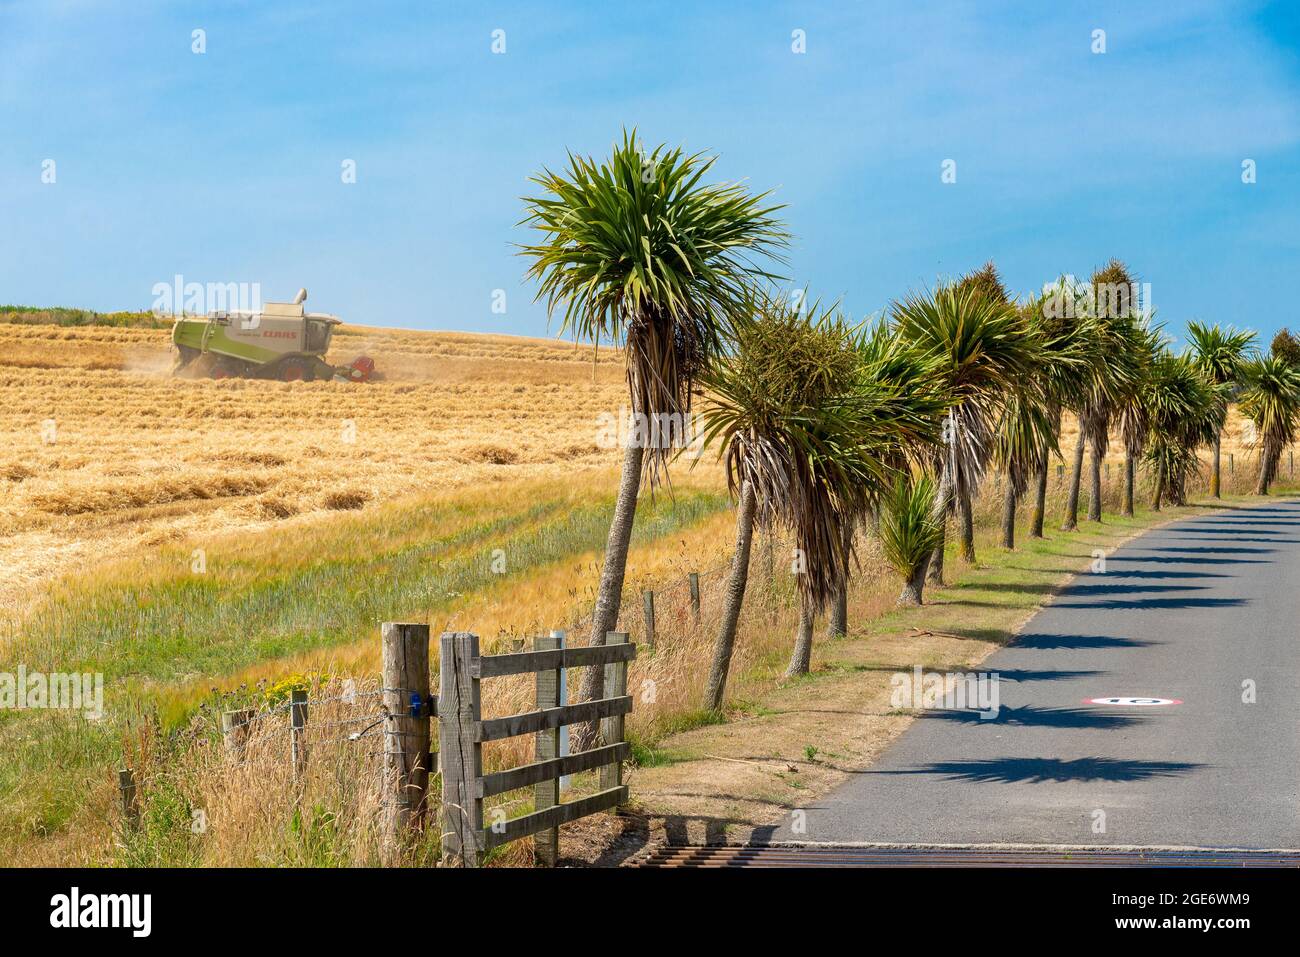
[{"xmin": 1085, "ymin": 696, "xmax": 1182, "ymax": 706}]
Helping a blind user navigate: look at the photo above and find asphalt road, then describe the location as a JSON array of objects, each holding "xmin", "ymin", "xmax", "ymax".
[{"xmin": 770, "ymin": 499, "xmax": 1300, "ymax": 849}]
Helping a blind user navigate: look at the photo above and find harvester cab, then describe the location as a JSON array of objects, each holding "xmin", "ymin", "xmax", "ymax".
[{"xmin": 171, "ymin": 288, "xmax": 375, "ymax": 382}]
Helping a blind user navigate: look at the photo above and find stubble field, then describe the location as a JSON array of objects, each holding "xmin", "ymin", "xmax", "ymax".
[{"xmin": 0, "ymin": 321, "xmax": 640, "ymax": 624}]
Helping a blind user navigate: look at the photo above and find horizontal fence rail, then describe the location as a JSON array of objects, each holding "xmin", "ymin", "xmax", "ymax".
[
  {"xmin": 478, "ymin": 742, "xmax": 629, "ymax": 799},
  {"xmin": 476, "ymin": 695, "xmax": 633, "ymax": 742},
  {"xmin": 475, "ymin": 642, "xmax": 637, "ymax": 679}
]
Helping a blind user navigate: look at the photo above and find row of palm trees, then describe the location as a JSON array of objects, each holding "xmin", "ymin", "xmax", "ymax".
[{"xmin": 519, "ymin": 132, "xmax": 1300, "ymax": 728}]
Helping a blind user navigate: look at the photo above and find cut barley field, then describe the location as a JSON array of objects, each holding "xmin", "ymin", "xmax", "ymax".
[{"xmin": 0, "ymin": 321, "xmax": 644, "ymax": 624}]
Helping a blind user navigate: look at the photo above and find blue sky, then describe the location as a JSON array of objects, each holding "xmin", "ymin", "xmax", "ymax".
[{"xmin": 1, "ymin": 0, "xmax": 1298, "ymax": 345}]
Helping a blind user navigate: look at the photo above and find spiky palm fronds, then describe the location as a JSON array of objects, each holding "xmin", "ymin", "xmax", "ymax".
[
  {"xmin": 1034, "ymin": 277, "xmax": 1106, "ymax": 417},
  {"xmin": 1115, "ymin": 315, "xmax": 1165, "ymax": 460},
  {"xmin": 696, "ymin": 292, "xmax": 913, "ymax": 611},
  {"xmin": 992, "ymin": 295, "xmax": 1091, "ymax": 494},
  {"xmin": 892, "ymin": 284, "xmax": 1042, "ymax": 507},
  {"xmin": 1239, "ymin": 354, "xmax": 1300, "ymax": 490},
  {"xmin": 520, "ymin": 129, "xmax": 790, "ymax": 484},
  {"xmin": 1142, "ymin": 351, "xmax": 1222, "ymax": 499},
  {"xmin": 850, "ymin": 317, "xmax": 947, "ymax": 484},
  {"xmin": 1188, "ymin": 322, "xmax": 1257, "ymax": 387},
  {"xmin": 993, "ymin": 388, "xmax": 1059, "ymax": 495},
  {"xmin": 1081, "ymin": 260, "xmax": 1145, "ymax": 456},
  {"xmin": 1188, "ymin": 321, "xmax": 1257, "ymax": 435},
  {"xmin": 880, "ymin": 474, "xmax": 944, "ymax": 579},
  {"xmin": 696, "ymin": 290, "xmax": 854, "ymax": 526}
]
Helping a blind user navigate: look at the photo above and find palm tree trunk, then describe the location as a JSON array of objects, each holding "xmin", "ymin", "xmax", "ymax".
[
  {"xmin": 785, "ymin": 596, "xmax": 815, "ymax": 676},
  {"xmin": 1255, "ymin": 447, "xmax": 1273, "ymax": 495},
  {"xmin": 927, "ymin": 520, "xmax": 947, "ymax": 584},
  {"xmin": 572, "ymin": 441, "xmax": 644, "ymax": 751},
  {"xmin": 1029, "ymin": 460, "xmax": 1048, "ymax": 539},
  {"xmin": 703, "ymin": 483, "xmax": 756, "ymax": 712},
  {"xmin": 826, "ymin": 520, "xmax": 852, "ymax": 640},
  {"xmin": 1062, "ymin": 423, "xmax": 1086, "ymax": 530},
  {"xmin": 957, "ymin": 486, "xmax": 976, "ymax": 563},
  {"xmin": 898, "ymin": 562, "xmax": 926, "ymax": 606},
  {"xmin": 1087, "ymin": 440, "xmax": 1103, "ymax": 523},
  {"xmin": 1001, "ymin": 481, "xmax": 1016, "ymax": 549},
  {"xmin": 926, "ymin": 458, "xmax": 954, "ymax": 586},
  {"xmin": 1211, "ymin": 432, "xmax": 1221, "ymax": 498},
  {"xmin": 1122, "ymin": 450, "xmax": 1135, "ymax": 517},
  {"xmin": 1152, "ymin": 472, "xmax": 1164, "ymax": 510}
]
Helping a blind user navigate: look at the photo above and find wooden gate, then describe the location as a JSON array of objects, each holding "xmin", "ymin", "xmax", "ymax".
[{"xmin": 438, "ymin": 630, "xmax": 636, "ymax": 866}]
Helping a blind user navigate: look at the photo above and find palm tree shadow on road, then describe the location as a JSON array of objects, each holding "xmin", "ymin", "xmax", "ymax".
[
  {"xmin": 1012, "ymin": 632, "xmax": 1158, "ymax": 650},
  {"xmin": 919, "ymin": 706, "xmax": 1145, "ymax": 729},
  {"xmin": 875, "ymin": 756, "xmax": 1203, "ymax": 784}
]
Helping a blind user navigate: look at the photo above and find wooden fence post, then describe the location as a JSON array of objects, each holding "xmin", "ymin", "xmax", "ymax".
[
  {"xmin": 381, "ymin": 621, "xmax": 432, "ymax": 865},
  {"xmin": 438, "ymin": 631, "xmax": 483, "ymax": 867},
  {"xmin": 221, "ymin": 709, "xmax": 254, "ymax": 758},
  {"xmin": 554, "ymin": 629, "xmax": 570, "ymax": 792},
  {"xmin": 117, "ymin": 768, "xmax": 139, "ymax": 831},
  {"xmin": 533, "ymin": 632, "xmax": 562, "ymax": 867},
  {"xmin": 688, "ymin": 573, "xmax": 701, "ymax": 622},
  {"xmin": 599, "ymin": 632, "xmax": 629, "ymax": 797},
  {"xmin": 1057, "ymin": 463, "xmax": 1064, "ymax": 480},
  {"xmin": 642, "ymin": 590, "xmax": 655, "ymax": 650},
  {"xmin": 1229, "ymin": 453, "xmax": 1234, "ymax": 475},
  {"xmin": 290, "ymin": 689, "xmax": 309, "ymax": 782}
]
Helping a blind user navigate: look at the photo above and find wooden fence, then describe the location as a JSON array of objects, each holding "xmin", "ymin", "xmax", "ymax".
[{"xmin": 117, "ymin": 620, "xmax": 642, "ymax": 866}]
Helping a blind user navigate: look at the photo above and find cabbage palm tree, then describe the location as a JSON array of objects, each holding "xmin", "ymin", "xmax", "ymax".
[
  {"xmin": 822, "ymin": 320, "xmax": 944, "ymax": 634},
  {"xmin": 893, "ymin": 284, "xmax": 1039, "ymax": 598},
  {"xmin": 1063, "ymin": 261, "xmax": 1142, "ymax": 529},
  {"xmin": 993, "ymin": 373, "xmax": 1059, "ymax": 548},
  {"xmin": 1027, "ymin": 278, "xmax": 1103, "ymax": 538},
  {"xmin": 695, "ymin": 294, "xmax": 866, "ymax": 705},
  {"xmin": 1187, "ymin": 322, "xmax": 1257, "ymax": 498},
  {"xmin": 948, "ymin": 262, "xmax": 1013, "ymax": 563},
  {"xmin": 520, "ymin": 131, "xmax": 789, "ymax": 746},
  {"xmin": 1087, "ymin": 260, "xmax": 1144, "ymax": 523},
  {"xmin": 774, "ymin": 312, "xmax": 905, "ymax": 677},
  {"xmin": 997, "ymin": 293, "xmax": 1099, "ymax": 548},
  {"xmin": 882, "ymin": 475, "xmax": 945, "ymax": 605},
  {"xmin": 1113, "ymin": 317, "xmax": 1164, "ymax": 516},
  {"xmin": 1142, "ymin": 351, "xmax": 1221, "ymax": 508},
  {"xmin": 1239, "ymin": 355, "xmax": 1300, "ymax": 495}
]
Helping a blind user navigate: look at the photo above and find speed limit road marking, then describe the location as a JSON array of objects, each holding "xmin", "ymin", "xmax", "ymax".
[{"xmin": 1085, "ymin": 696, "xmax": 1182, "ymax": 706}]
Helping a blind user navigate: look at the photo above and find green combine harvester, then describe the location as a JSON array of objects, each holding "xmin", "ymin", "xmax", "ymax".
[{"xmin": 171, "ymin": 288, "xmax": 375, "ymax": 382}]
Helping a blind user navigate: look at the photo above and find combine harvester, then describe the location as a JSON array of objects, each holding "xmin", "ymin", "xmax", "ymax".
[{"xmin": 171, "ymin": 288, "xmax": 375, "ymax": 382}]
